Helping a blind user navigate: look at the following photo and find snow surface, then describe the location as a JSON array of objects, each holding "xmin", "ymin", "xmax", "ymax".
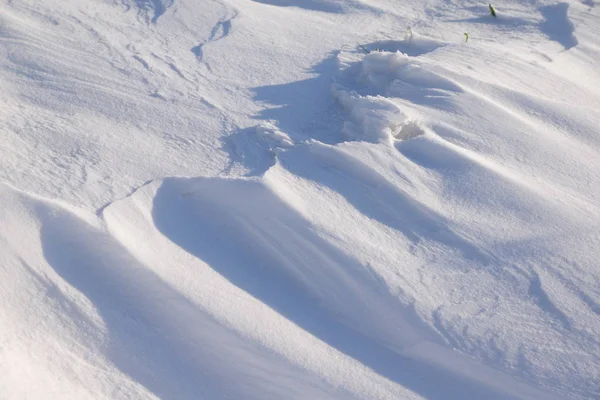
[{"xmin": 1, "ymin": 0, "xmax": 599, "ymax": 398}]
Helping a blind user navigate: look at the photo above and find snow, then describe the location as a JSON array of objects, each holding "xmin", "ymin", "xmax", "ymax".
[{"xmin": 1, "ymin": 0, "xmax": 599, "ymax": 399}]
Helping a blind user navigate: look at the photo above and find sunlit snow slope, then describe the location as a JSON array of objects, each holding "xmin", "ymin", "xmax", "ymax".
[{"xmin": 1, "ymin": 0, "xmax": 599, "ymax": 399}]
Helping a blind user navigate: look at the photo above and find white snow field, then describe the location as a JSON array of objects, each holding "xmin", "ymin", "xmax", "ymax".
[{"xmin": 1, "ymin": 0, "xmax": 599, "ymax": 398}]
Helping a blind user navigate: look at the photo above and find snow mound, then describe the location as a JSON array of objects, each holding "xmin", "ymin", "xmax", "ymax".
[{"xmin": 332, "ymin": 40, "xmax": 458, "ymax": 143}]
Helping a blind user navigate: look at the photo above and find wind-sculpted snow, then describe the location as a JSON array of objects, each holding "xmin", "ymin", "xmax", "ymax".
[
  {"xmin": 146, "ymin": 172, "xmax": 561, "ymax": 400},
  {"xmin": 0, "ymin": 184, "xmax": 363, "ymax": 399},
  {"xmin": 129, "ymin": 0, "xmax": 174, "ymax": 23},
  {"xmin": 539, "ymin": 3, "xmax": 578, "ymax": 50},
  {"xmin": 326, "ymin": 34, "xmax": 600, "ymax": 399},
  {"xmin": 2, "ymin": 0, "xmax": 600, "ymax": 399},
  {"xmin": 39, "ymin": 203, "xmax": 353, "ymax": 400},
  {"xmin": 331, "ymin": 44, "xmax": 462, "ymax": 143}
]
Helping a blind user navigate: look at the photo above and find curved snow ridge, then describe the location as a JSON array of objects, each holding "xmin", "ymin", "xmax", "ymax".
[
  {"xmin": 101, "ymin": 179, "xmax": 422, "ymax": 400},
  {"xmin": 152, "ymin": 175, "xmax": 438, "ymax": 349},
  {"xmin": 100, "ymin": 175, "xmax": 522, "ymax": 400},
  {"xmin": 0, "ymin": 183, "xmax": 374, "ymax": 400},
  {"xmin": 38, "ymin": 203, "xmax": 352, "ymax": 400},
  {"xmin": 100, "ymin": 168, "xmax": 566, "ymax": 400},
  {"xmin": 0, "ymin": 166, "xmax": 585, "ymax": 400},
  {"xmin": 0, "ymin": 174, "xmax": 575, "ymax": 400},
  {"xmin": 0, "ymin": 184, "xmax": 153, "ymax": 400}
]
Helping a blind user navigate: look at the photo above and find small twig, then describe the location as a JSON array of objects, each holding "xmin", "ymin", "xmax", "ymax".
[{"xmin": 357, "ymin": 42, "xmax": 370, "ymax": 54}]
